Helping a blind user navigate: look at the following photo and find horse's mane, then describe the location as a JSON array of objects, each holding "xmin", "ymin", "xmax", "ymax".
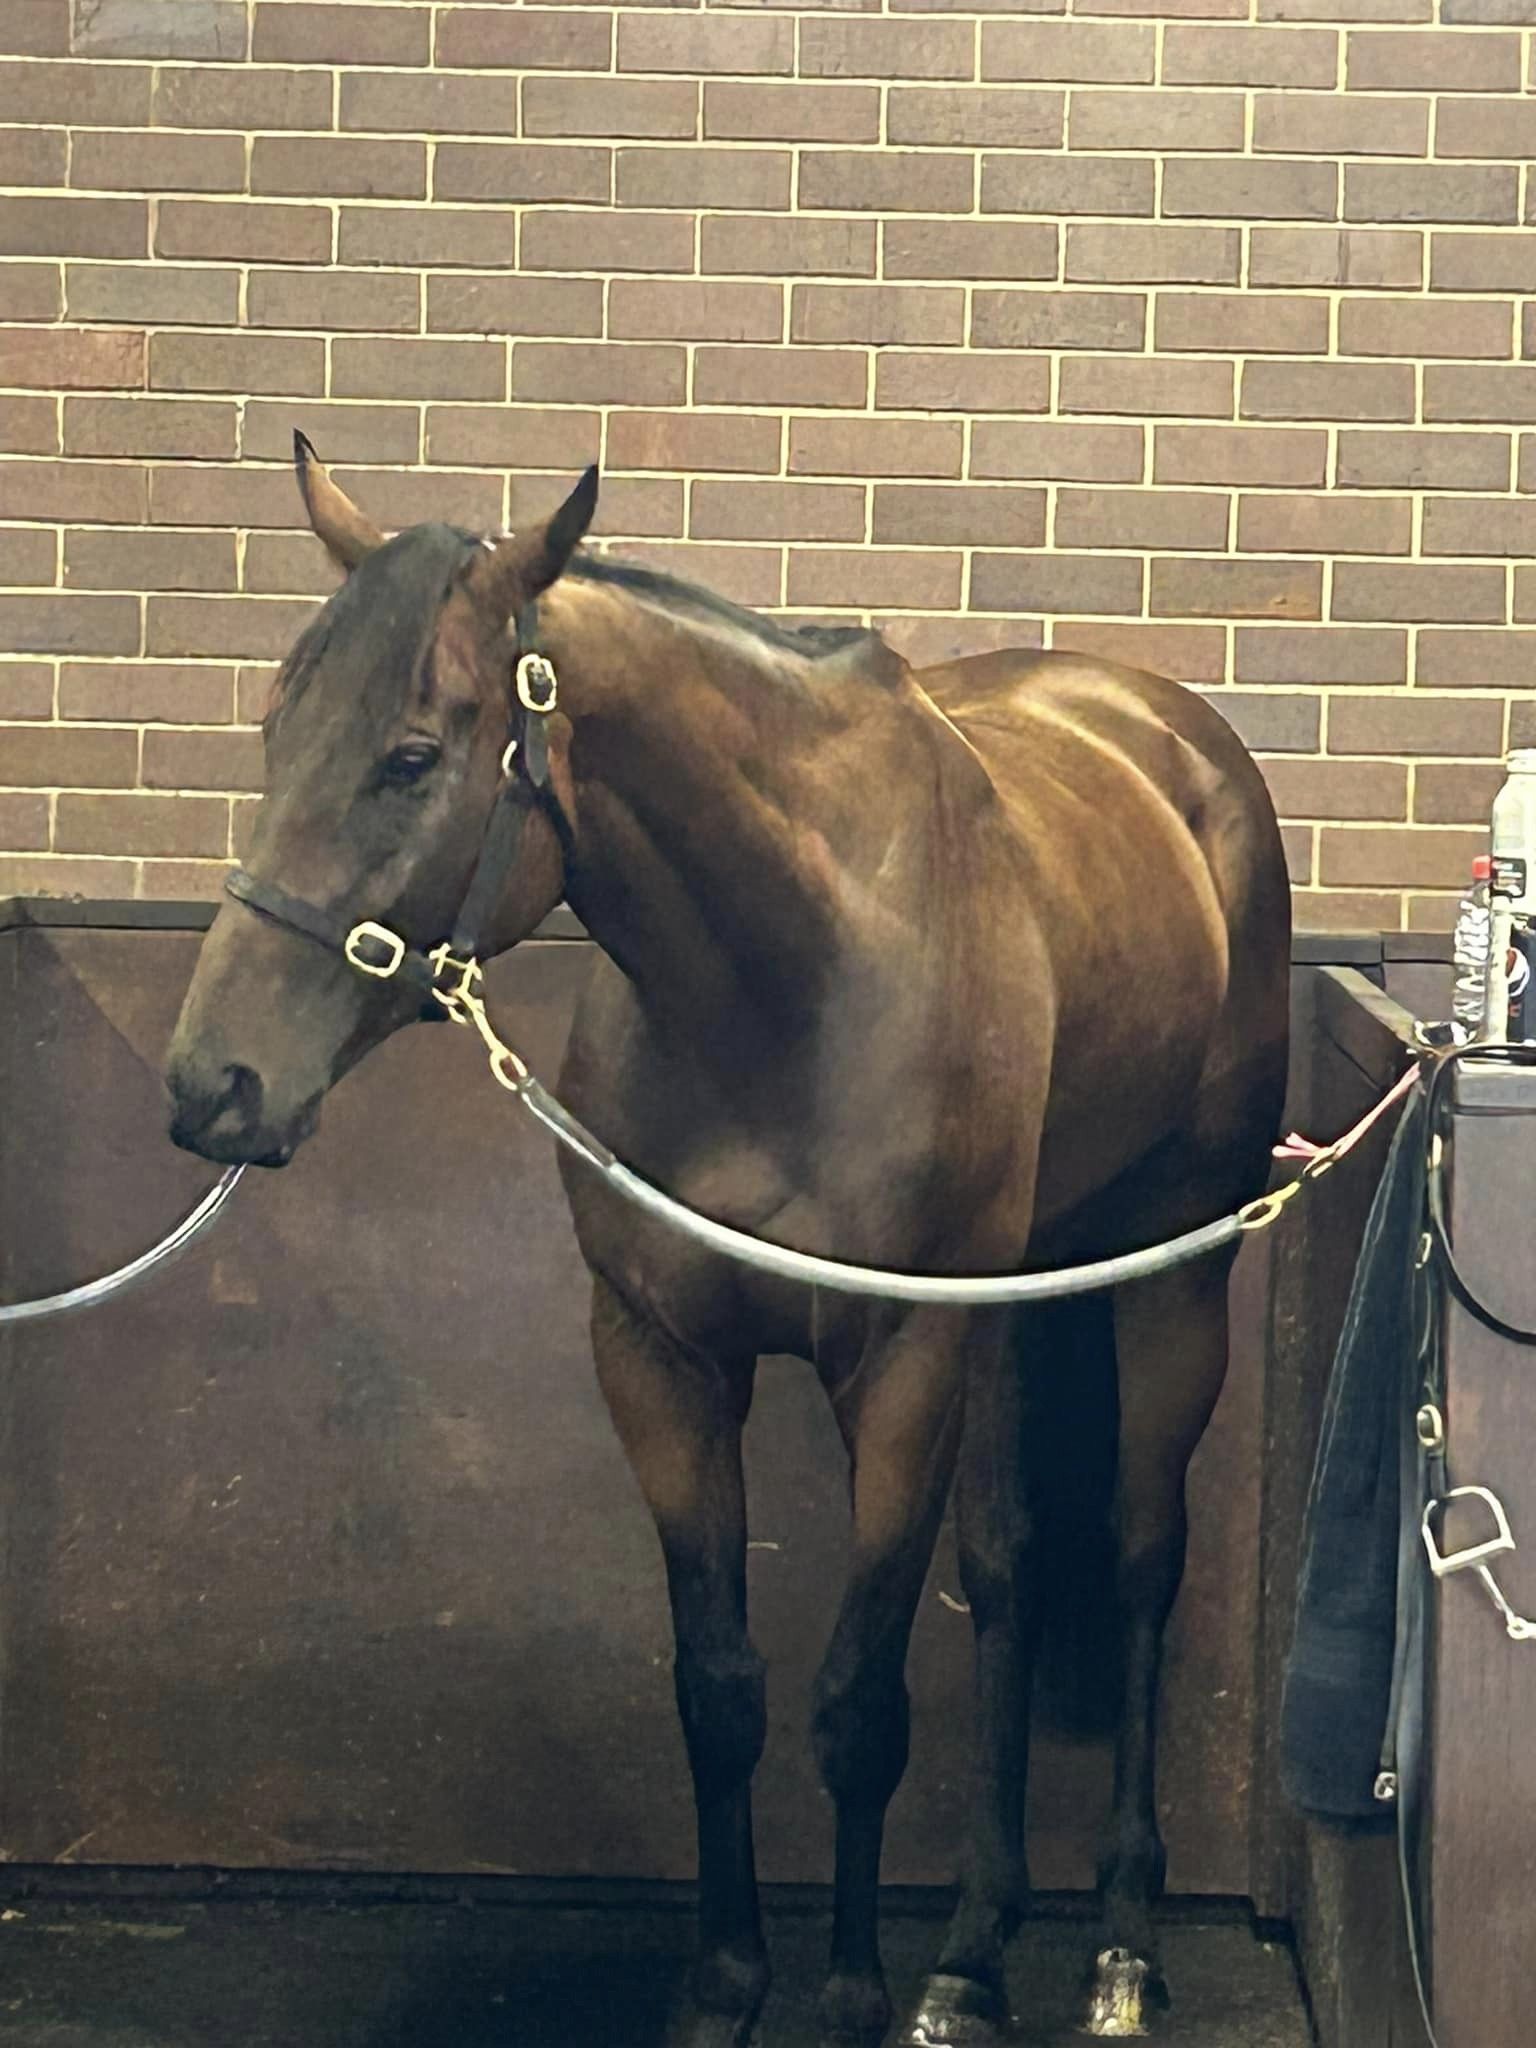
[{"xmin": 570, "ymin": 553, "xmax": 888, "ymax": 670}]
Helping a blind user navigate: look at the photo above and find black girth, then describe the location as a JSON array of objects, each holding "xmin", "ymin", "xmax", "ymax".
[{"xmin": 224, "ymin": 596, "xmax": 557, "ymax": 1019}]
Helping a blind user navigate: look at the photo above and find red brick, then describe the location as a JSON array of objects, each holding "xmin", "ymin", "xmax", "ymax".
[
  {"xmin": 983, "ymin": 21, "xmax": 1154, "ymax": 82},
  {"xmin": 1437, "ymin": 94, "xmax": 1536, "ymax": 160},
  {"xmin": 1328, "ymin": 694, "xmax": 1504, "ymax": 756},
  {"xmin": 702, "ymin": 216, "xmax": 875, "ymax": 279},
  {"xmin": 0, "ymin": 59, "xmax": 149, "ymax": 126},
  {"xmin": 982, "ymin": 155, "xmax": 1154, "ymax": 218},
  {"xmin": 1254, "ymin": 92, "xmax": 1428, "ymax": 156},
  {"xmin": 0, "ymin": 527, "xmax": 56, "ymax": 586},
  {"xmin": 248, "ymin": 270, "xmax": 420, "ymax": 335},
  {"xmin": 790, "ymin": 417, "xmax": 963, "ymax": 480},
  {"xmin": 1235, "ymin": 625, "xmax": 1407, "ymax": 684},
  {"xmin": 0, "ymin": 126, "xmax": 66, "ymax": 186},
  {"xmin": 522, "ymin": 209, "xmax": 694, "ymax": 274},
  {"xmin": 253, "ymin": 3, "xmax": 429, "ymax": 65},
  {"xmin": 0, "ymin": 459, "xmax": 146, "ymax": 524},
  {"xmin": 56, "ymin": 794, "xmax": 229, "ymax": 858},
  {"xmin": 330, "ymin": 338, "xmax": 503, "ymax": 403},
  {"xmin": 142, "ymin": 728, "xmax": 266, "ymax": 793},
  {"xmin": 885, "ymin": 223, "xmax": 1057, "ymax": 285},
  {"xmin": 1068, "ymin": 88, "xmax": 1243, "ymax": 151},
  {"xmin": 426, "ymin": 406, "xmax": 600, "ymax": 471},
  {"xmin": 693, "ymin": 482, "xmax": 865, "ymax": 543},
  {"xmin": 59, "ymin": 663, "xmax": 234, "ymax": 724},
  {"xmin": 873, "ymin": 485, "xmax": 1046, "ymax": 548},
  {"xmin": 694, "ymin": 348, "xmax": 867, "ymax": 410},
  {"xmin": 1345, "ymin": 163, "xmax": 1518, "ymax": 224},
  {"xmin": 1152, "ymin": 558, "xmax": 1323, "ymax": 621},
  {"xmin": 704, "ymin": 83, "xmax": 879, "ymax": 144},
  {"xmin": 1339, "ymin": 429, "xmax": 1510, "ymax": 491},
  {"xmin": 887, "ymin": 87, "xmax": 1063, "ymax": 148},
  {"xmin": 336, "ymin": 205, "xmax": 516, "ymax": 270},
  {"xmin": 972, "ymin": 420, "xmax": 1144, "ymax": 483},
  {"xmin": 800, "ymin": 19, "xmax": 973, "ymax": 79},
  {"xmin": 0, "ymin": 397, "xmax": 59, "ymax": 456},
  {"xmin": 66, "ymin": 528, "xmax": 237, "ymax": 594},
  {"xmin": 513, "ymin": 342, "xmax": 686, "ymax": 407},
  {"xmin": 1145, "ymin": 419, "xmax": 1301, "ymax": 497},
  {"xmin": 972, "ymin": 551, "xmax": 1144, "ymax": 616},
  {"xmin": 1198, "ymin": 690, "xmax": 1321, "ymax": 754},
  {"xmin": 1263, "ymin": 759, "xmax": 1408, "ymax": 823},
  {"xmin": 1239, "ymin": 493, "xmax": 1412, "ymax": 556},
  {"xmin": 340, "ymin": 70, "xmax": 520, "ymax": 138},
  {"xmin": 331, "ymin": 468, "xmax": 504, "ymax": 534},
  {"xmin": 1418, "ymin": 629, "xmax": 1536, "ymax": 687},
  {"xmin": 146, "ymin": 599, "xmax": 316, "ymax": 665},
  {"xmin": 887, "ymin": 616, "xmax": 1045, "ymax": 670},
  {"xmin": 148, "ymin": 466, "xmax": 297, "ymax": 532},
  {"xmin": 251, "ymin": 137, "xmax": 427, "ymax": 202},
  {"xmin": 1333, "ymin": 561, "xmax": 1506, "ymax": 623},
  {"xmin": 71, "ymin": 129, "xmax": 245, "ymax": 194},
  {"xmin": 510, "ymin": 473, "xmax": 681, "ymax": 541},
  {"xmin": 435, "ymin": 8, "xmax": 612, "ymax": 70},
  {"xmin": 1156, "ymin": 293, "xmax": 1329, "ymax": 356},
  {"xmin": 0, "ymin": 0, "xmax": 68, "ymax": 56},
  {"xmin": 1347, "ymin": 28, "xmax": 1519, "ymax": 91},
  {"xmin": 241, "ymin": 532, "xmax": 346, "ymax": 598},
  {"xmin": 0, "ymin": 195, "xmax": 145, "ymax": 260},
  {"xmin": 791, "ymin": 284, "xmax": 963, "ymax": 347},
  {"xmin": 436, "ymin": 142, "xmax": 610, "ymax": 207},
  {"xmin": 788, "ymin": 548, "xmax": 962, "ymax": 610},
  {"xmin": 241, "ymin": 401, "xmax": 419, "ymax": 466},
  {"xmin": 1164, "ymin": 24, "xmax": 1338, "ymax": 85},
  {"xmin": 0, "ymin": 263, "xmax": 61, "ymax": 323},
  {"xmin": 0, "ymin": 724, "xmax": 137, "ymax": 784},
  {"xmin": 619, "ymin": 147, "xmax": 788, "ymax": 212},
  {"xmin": 156, "ymin": 199, "xmax": 332, "ymax": 266},
  {"xmin": 1057, "ymin": 488, "xmax": 1228, "ymax": 551},
  {"xmin": 0, "ymin": 853, "xmax": 136, "ymax": 895},
  {"xmin": 72, "ymin": 0, "xmax": 245, "ymax": 58},
  {"xmin": 0, "ymin": 326, "xmax": 141, "ymax": 392},
  {"xmin": 1060, "ymin": 356, "xmax": 1234, "ymax": 419},
  {"xmin": 610, "ymin": 281, "xmax": 783, "ymax": 343},
  {"xmin": 65, "ymin": 263, "xmax": 237, "ymax": 327},
  {"xmin": 1340, "ymin": 297, "xmax": 1513, "ymax": 360},
  {"xmin": 875, "ymin": 353, "xmax": 1050, "ymax": 414},
  {"xmin": 62, "ymin": 396, "xmax": 235, "ymax": 463},
  {"xmin": 428, "ymin": 274, "xmax": 601, "ymax": 339},
  {"xmin": 150, "ymin": 333, "xmax": 324, "ymax": 399},
  {"xmin": 1414, "ymin": 764, "xmax": 1504, "ymax": 825},
  {"xmin": 619, "ymin": 15, "xmax": 791, "ymax": 73},
  {"xmin": 1250, "ymin": 226, "xmax": 1422, "ymax": 289},
  {"xmin": 1319, "ymin": 827, "xmax": 1486, "ymax": 889},
  {"xmin": 1066, "ymin": 224, "xmax": 1240, "ymax": 285},
  {"xmin": 1424, "ymin": 365, "xmax": 1536, "ymax": 423},
  {"xmin": 1422, "ymin": 498, "xmax": 1536, "ymax": 557},
  {"xmin": 800, "ymin": 150, "xmax": 974, "ymax": 215},
  {"xmin": 1432, "ymin": 232, "xmax": 1536, "ymax": 293},
  {"xmin": 1242, "ymin": 360, "xmax": 1415, "ymax": 422},
  {"xmin": 1052, "ymin": 620, "xmax": 1227, "ymax": 684},
  {"xmin": 155, "ymin": 65, "xmax": 331, "ymax": 130},
  {"xmin": 525, "ymin": 77, "xmax": 697, "ymax": 141},
  {"xmin": 0, "ymin": 792, "xmax": 49, "ymax": 848},
  {"xmin": 608, "ymin": 412, "xmax": 781, "ymax": 474},
  {"xmin": 1164, "ymin": 158, "xmax": 1338, "ymax": 221}
]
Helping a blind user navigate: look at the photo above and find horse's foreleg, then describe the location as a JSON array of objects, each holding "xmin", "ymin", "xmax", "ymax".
[
  {"xmin": 814, "ymin": 1310, "xmax": 969, "ymax": 2048},
  {"xmin": 1088, "ymin": 1257, "xmax": 1233, "ymax": 2039},
  {"xmin": 590, "ymin": 1279, "xmax": 767, "ymax": 2048}
]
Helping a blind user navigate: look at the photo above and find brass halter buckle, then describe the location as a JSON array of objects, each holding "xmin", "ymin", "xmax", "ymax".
[
  {"xmin": 428, "ymin": 943, "xmax": 484, "ymax": 1025},
  {"xmin": 516, "ymin": 651, "xmax": 558, "ymax": 715},
  {"xmin": 344, "ymin": 920, "xmax": 407, "ymax": 979}
]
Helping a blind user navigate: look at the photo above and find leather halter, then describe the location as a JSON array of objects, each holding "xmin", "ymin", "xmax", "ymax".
[{"xmin": 223, "ymin": 598, "xmax": 558, "ymax": 1025}]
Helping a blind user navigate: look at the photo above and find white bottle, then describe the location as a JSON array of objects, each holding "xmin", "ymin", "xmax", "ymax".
[
  {"xmin": 1452, "ymin": 854, "xmax": 1492, "ymax": 1037},
  {"xmin": 1484, "ymin": 749, "xmax": 1536, "ymax": 1040}
]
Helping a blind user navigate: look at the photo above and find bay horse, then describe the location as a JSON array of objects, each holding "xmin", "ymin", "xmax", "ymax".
[{"xmin": 165, "ymin": 447, "xmax": 1290, "ymax": 2048}]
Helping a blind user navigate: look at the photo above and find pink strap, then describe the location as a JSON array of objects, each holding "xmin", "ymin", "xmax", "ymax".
[{"xmin": 1273, "ymin": 1061, "xmax": 1420, "ymax": 1164}]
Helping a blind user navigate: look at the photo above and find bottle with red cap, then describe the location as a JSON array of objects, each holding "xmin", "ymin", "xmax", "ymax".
[{"xmin": 1452, "ymin": 851, "xmax": 1493, "ymax": 1037}]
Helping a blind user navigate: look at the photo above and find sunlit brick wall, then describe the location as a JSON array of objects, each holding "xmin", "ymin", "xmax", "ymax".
[{"xmin": 1, "ymin": 0, "xmax": 1534, "ymax": 928}]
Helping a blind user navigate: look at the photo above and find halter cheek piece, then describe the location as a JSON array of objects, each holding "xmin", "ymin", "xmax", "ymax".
[{"xmin": 224, "ymin": 599, "xmax": 558, "ymax": 1027}]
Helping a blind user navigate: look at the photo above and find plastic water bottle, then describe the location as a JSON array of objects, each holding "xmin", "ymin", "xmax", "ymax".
[
  {"xmin": 1485, "ymin": 749, "xmax": 1536, "ymax": 1040},
  {"xmin": 1452, "ymin": 854, "xmax": 1492, "ymax": 1037}
]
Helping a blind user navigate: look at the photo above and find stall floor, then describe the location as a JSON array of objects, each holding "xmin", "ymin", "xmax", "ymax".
[{"xmin": 0, "ymin": 1887, "xmax": 1309, "ymax": 2047}]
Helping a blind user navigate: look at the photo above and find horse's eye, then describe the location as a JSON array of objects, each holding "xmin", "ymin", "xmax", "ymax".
[{"xmin": 381, "ymin": 741, "xmax": 440, "ymax": 787}]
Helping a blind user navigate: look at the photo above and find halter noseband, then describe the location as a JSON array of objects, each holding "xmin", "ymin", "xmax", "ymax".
[{"xmin": 223, "ymin": 597, "xmax": 559, "ymax": 1028}]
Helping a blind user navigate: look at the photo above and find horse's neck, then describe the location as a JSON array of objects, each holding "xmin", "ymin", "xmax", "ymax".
[{"xmin": 548, "ymin": 587, "xmax": 873, "ymax": 1049}]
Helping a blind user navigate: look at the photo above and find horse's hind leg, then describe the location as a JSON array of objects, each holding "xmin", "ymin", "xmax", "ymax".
[
  {"xmin": 589, "ymin": 1279, "xmax": 768, "ymax": 2048},
  {"xmin": 1087, "ymin": 1256, "xmax": 1234, "ymax": 2038}
]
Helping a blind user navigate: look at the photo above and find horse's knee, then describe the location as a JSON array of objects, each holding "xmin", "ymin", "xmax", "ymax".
[
  {"xmin": 812, "ymin": 1656, "xmax": 910, "ymax": 1809},
  {"xmin": 674, "ymin": 1642, "xmax": 766, "ymax": 1792},
  {"xmin": 957, "ymin": 1511, "xmax": 1037, "ymax": 1630}
]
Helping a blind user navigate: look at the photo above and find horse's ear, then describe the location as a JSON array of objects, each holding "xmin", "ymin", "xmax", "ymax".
[
  {"xmin": 469, "ymin": 466, "xmax": 599, "ymax": 623},
  {"xmin": 293, "ymin": 431, "xmax": 385, "ymax": 572}
]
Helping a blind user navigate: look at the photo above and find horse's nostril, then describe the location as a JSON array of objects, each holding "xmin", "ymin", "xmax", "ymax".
[{"xmin": 222, "ymin": 1063, "xmax": 262, "ymax": 1122}]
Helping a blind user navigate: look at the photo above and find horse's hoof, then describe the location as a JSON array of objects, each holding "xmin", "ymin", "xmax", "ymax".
[
  {"xmin": 664, "ymin": 2009, "xmax": 761, "ymax": 2048},
  {"xmin": 1082, "ymin": 1948, "xmax": 1166, "ymax": 2037},
  {"xmin": 906, "ymin": 1971, "xmax": 1012, "ymax": 2046},
  {"xmin": 819, "ymin": 1968, "xmax": 893, "ymax": 2047}
]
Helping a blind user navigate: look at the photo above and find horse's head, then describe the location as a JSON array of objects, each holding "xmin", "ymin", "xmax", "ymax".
[{"xmin": 164, "ymin": 438, "xmax": 597, "ymax": 1166}]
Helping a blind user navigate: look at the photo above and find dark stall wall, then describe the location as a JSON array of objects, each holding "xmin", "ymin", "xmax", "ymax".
[{"xmin": 0, "ymin": 911, "xmax": 1270, "ymax": 1891}]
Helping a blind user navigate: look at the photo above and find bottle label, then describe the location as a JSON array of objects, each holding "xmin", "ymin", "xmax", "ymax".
[{"xmin": 1492, "ymin": 853, "xmax": 1528, "ymax": 900}]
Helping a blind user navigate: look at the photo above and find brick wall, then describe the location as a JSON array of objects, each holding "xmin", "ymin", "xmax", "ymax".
[{"xmin": 1, "ymin": 0, "xmax": 1534, "ymax": 928}]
